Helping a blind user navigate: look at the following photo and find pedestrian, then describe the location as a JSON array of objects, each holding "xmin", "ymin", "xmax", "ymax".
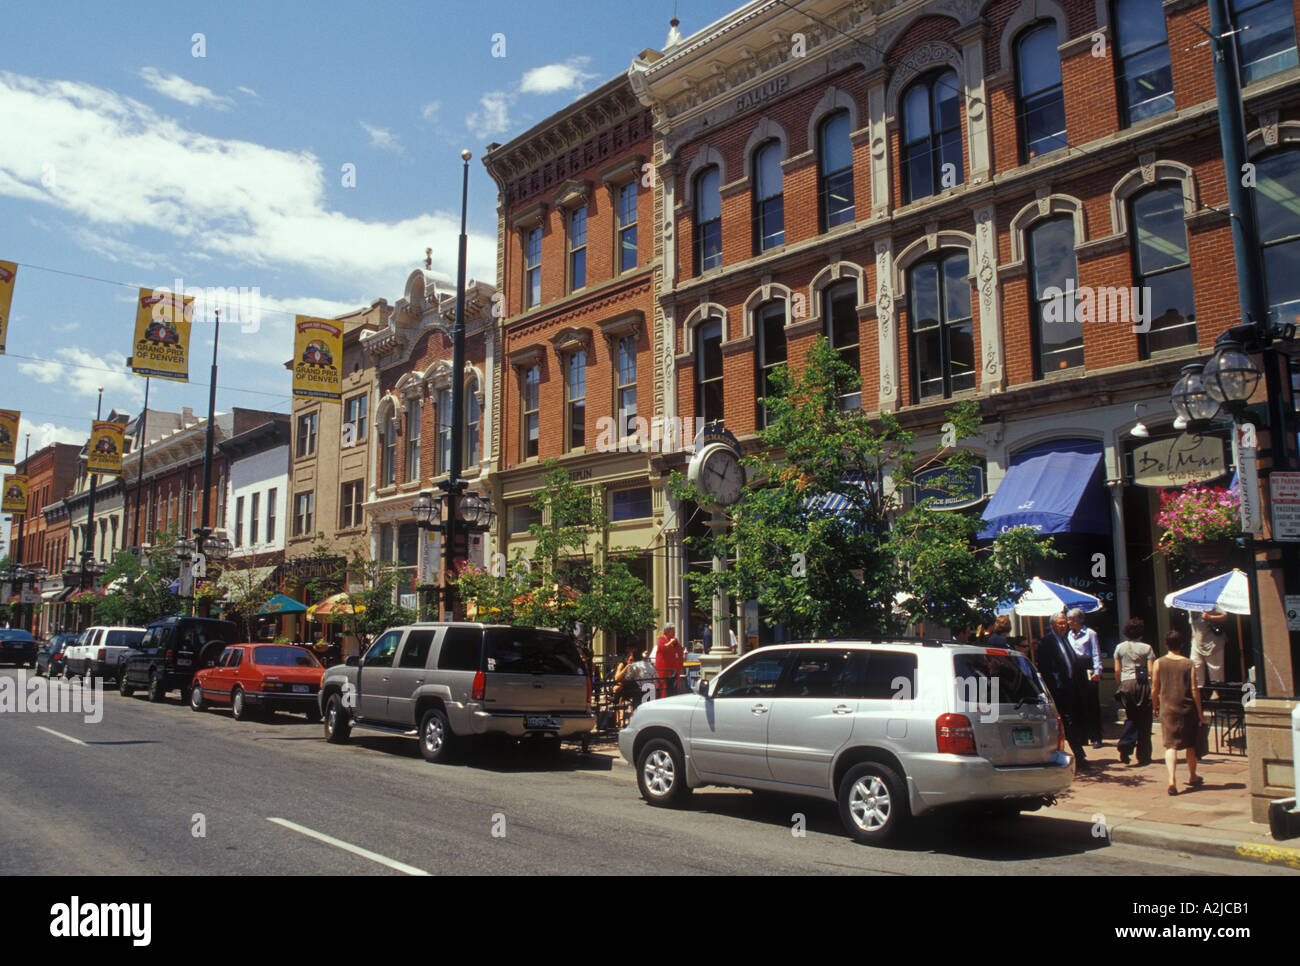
[
  {"xmin": 701, "ymin": 624, "xmax": 712, "ymax": 653},
  {"xmin": 1189, "ymin": 609, "xmax": 1227, "ymax": 691},
  {"xmin": 728, "ymin": 625, "xmax": 739, "ymax": 654},
  {"xmin": 653, "ymin": 624, "xmax": 683, "ymax": 698},
  {"xmin": 1037, "ymin": 612, "xmax": 1089, "ymax": 766},
  {"xmin": 985, "ymin": 615, "xmax": 1011, "ymax": 649},
  {"xmin": 1066, "ymin": 608, "xmax": 1104, "ymax": 749},
  {"xmin": 1152, "ymin": 630, "xmax": 1204, "ymax": 794},
  {"xmin": 612, "ymin": 646, "xmax": 653, "ymax": 727},
  {"xmin": 1113, "ymin": 617, "xmax": 1155, "ymax": 766}
]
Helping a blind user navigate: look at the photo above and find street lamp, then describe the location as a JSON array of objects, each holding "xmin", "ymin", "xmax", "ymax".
[
  {"xmin": 413, "ymin": 488, "xmax": 495, "ymax": 616},
  {"xmin": 1169, "ymin": 362, "xmax": 1221, "ymax": 427},
  {"xmin": 1201, "ymin": 340, "xmax": 1263, "ymax": 414}
]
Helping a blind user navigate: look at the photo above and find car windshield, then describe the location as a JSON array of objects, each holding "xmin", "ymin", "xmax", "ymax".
[
  {"xmin": 0, "ymin": 630, "xmax": 34, "ymax": 641},
  {"xmin": 952, "ymin": 652, "xmax": 1045, "ymax": 706},
  {"xmin": 483, "ymin": 628, "xmax": 583, "ymax": 675},
  {"xmin": 253, "ymin": 645, "xmax": 321, "ymax": 668},
  {"xmin": 105, "ymin": 630, "xmax": 145, "ymax": 647}
]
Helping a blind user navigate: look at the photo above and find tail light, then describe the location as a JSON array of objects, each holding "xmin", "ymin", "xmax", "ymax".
[
  {"xmin": 1056, "ymin": 714, "xmax": 1065, "ymax": 753},
  {"xmin": 471, "ymin": 670, "xmax": 485, "ymax": 701},
  {"xmin": 936, "ymin": 713, "xmax": 978, "ymax": 756},
  {"xmin": 96, "ymin": 648, "xmax": 106, "ymax": 662},
  {"xmin": 164, "ymin": 649, "xmax": 174, "ymax": 666}
]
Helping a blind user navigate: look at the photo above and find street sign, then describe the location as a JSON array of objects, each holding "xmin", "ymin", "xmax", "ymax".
[
  {"xmin": 1270, "ymin": 472, "xmax": 1300, "ymax": 542},
  {"xmin": 1232, "ymin": 424, "xmax": 1263, "ymax": 534},
  {"xmin": 20, "ymin": 587, "xmax": 38, "ymax": 604},
  {"xmin": 1286, "ymin": 595, "xmax": 1300, "ymax": 632}
]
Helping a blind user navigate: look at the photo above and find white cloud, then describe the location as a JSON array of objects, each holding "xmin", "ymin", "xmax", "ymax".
[
  {"xmin": 235, "ymin": 86, "xmax": 259, "ymax": 98},
  {"xmin": 361, "ymin": 122, "xmax": 402, "ymax": 153},
  {"xmin": 138, "ymin": 67, "xmax": 233, "ymax": 110},
  {"xmin": 0, "ymin": 72, "xmax": 495, "ymax": 287},
  {"xmin": 467, "ymin": 91, "xmax": 513, "ymax": 138},
  {"xmin": 17, "ymin": 347, "xmax": 144, "ymax": 406},
  {"xmin": 16, "ymin": 419, "xmax": 85, "ymax": 451},
  {"xmin": 520, "ymin": 57, "xmax": 598, "ymax": 95},
  {"xmin": 420, "ymin": 100, "xmax": 440, "ymax": 123}
]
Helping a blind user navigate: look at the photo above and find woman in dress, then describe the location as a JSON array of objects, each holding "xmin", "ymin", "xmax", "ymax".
[{"xmin": 1151, "ymin": 630, "xmax": 1204, "ymax": 795}]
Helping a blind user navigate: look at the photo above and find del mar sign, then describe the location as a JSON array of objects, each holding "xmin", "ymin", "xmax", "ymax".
[{"xmin": 1131, "ymin": 433, "xmax": 1227, "ymax": 487}]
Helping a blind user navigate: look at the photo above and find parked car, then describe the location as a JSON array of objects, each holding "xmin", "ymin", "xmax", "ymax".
[
  {"xmin": 0, "ymin": 628, "xmax": 37, "ymax": 668},
  {"xmin": 619, "ymin": 641, "xmax": 1075, "ymax": 845},
  {"xmin": 35, "ymin": 634, "xmax": 77, "ymax": 677},
  {"xmin": 63, "ymin": 626, "xmax": 147, "ymax": 682},
  {"xmin": 119, "ymin": 616, "xmax": 239, "ymax": 702},
  {"xmin": 317, "ymin": 623, "xmax": 594, "ymax": 763},
  {"xmin": 191, "ymin": 643, "xmax": 324, "ymax": 721}
]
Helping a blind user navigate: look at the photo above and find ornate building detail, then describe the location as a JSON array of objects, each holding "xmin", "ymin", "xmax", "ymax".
[
  {"xmin": 874, "ymin": 239, "xmax": 897, "ymax": 410},
  {"xmin": 1261, "ymin": 110, "xmax": 1280, "ymax": 147},
  {"xmin": 973, "ymin": 205, "xmax": 1002, "ymax": 387},
  {"xmin": 885, "ymin": 41, "xmax": 963, "ymax": 113}
]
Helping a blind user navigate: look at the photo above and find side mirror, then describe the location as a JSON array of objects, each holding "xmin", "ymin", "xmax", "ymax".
[
  {"xmin": 696, "ymin": 677, "xmax": 711, "ymax": 697},
  {"xmin": 345, "ymin": 655, "xmax": 360, "ymax": 667}
]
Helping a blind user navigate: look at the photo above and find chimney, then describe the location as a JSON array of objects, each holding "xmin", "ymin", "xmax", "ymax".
[{"xmin": 182, "ymin": 406, "xmax": 195, "ymax": 425}]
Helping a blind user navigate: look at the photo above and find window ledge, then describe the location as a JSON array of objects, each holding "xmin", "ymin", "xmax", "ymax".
[{"xmin": 1147, "ymin": 343, "xmax": 1202, "ymax": 364}]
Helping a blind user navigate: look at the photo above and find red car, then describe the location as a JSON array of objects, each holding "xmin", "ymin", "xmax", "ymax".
[{"xmin": 190, "ymin": 643, "xmax": 324, "ymax": 722}]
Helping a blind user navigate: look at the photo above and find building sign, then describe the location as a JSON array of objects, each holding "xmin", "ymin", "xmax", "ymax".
[
  {"xmin": 913, "ymin": 463, "xmax": 985, "ymax": 510},
  {"xmin": 0, "ymin": 259, "xmax": 16, "ymax": 354},
  {"xmin": 292, "ymin": 316, "xmax": 343, "ymax": 402},
  {"xmin": 1270, "ymin": 472, "xmax": 1300, "ymax": 542},
  {"xmin": 276, "ymin": 555, "xmax": 347, "ymax": 582},
  {"xmin": 131, "ymin": 288, "xmax": 194, "ymax": 382},
  {"xmin": 692, "ymin": 422, "xmax": 741, "ymax": 456},
  {"xmin": 1232, "ymin": 424, "xmax": 1263, "ymax": 534},
  {"xmin": 1131, "ymin": 432, "xmax": 1227, "ymax": 487},
  {"xmin": 1286, "ymin": 594, "xmax": 1300, "ymax": 632},
  {"xmin": 0, "ymin": 409, "xmax": 18, "ymax": 464},
  {"xmin": 86, "ymin": 421, "xmax": 125, "ymax": 476},
  {"xmin": 2, "ymin": 473, "xmax": 27, "ymax": 514},
  {"xmin": 734, "ymin": 75, "xmax": 789, "ymax": 114},
  {"xmin": 420, "ymin": 531, "xmax": 440, "ymax": 585}
]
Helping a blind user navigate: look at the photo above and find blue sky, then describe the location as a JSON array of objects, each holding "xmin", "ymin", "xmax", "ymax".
[{"xmin": 0, "ymin": 0, "xmax": 740, "ymax": 487}]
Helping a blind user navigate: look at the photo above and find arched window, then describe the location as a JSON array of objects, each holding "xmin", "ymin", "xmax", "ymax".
[
  {"xmin": 1016, "ymin": 23, "xmax": 1067, "ymax": 159},
  {"xmin": 752, "ymin": 140, "xmax": 784, "ymax": 252},
  {"xmin": 1129, "ymin": 183, "xmax": 1196, "ymax": 352},
  {"xmin": 566, "ymin": 350, "xmax": 586, "ymax": 450},
  {"xmin": 695, "ymin": 319, "xmax": 724, "ymax": 424},
  {"xmin": 818, "ymin": 110, "xmax": 855, "ymax": 230},
  {"xmin": 464, "ymin": 378, "xmax": 481, "ymax": 468},
  {"xmin": 1028, "ymin": 216, "xmax": 1083, "ymax": 374},
  {"xmin": 823, "ymin": 280, "xmax": 861, "ymax": 410},
  {"xmin": 901, "ymin": 70, "xmax": 963, "ymax": 202},
  {"xmin": 405, "ymin": 398, "xmax": 421, "ymax": 482},
  {"xmin": 1112, "ymin": 0, "xmax": 1174, "ymax": 124},
  {"xmin": 1254, "ymin": 149, "xmax": 1300, "ymax": 324},
  {"xmin": 381, "ymin": 410, "xmax": 397, "ymax": 486},
  {"xmin": 754, "ymin": 301, "xmax": 786, "ymax": 428},
  {"xmin": 694, "ymin": 166, "xmax": 722, "ymax": 273},
  {"xmin": 1231, "ymin": 0, "xmax": 1299, "ymax": 83},
  {"xmin": 436, "ymin": 388, "xmax": 452, "ymax": 475},
  {"xmin": 908, "ymin": 252, "xmax": 974, "ymax": 401}
]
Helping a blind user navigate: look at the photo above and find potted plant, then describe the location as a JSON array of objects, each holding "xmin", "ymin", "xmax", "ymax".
[{"xmin": 1154, "ymin": 485, "xmax": 1241, "ymax": 565}]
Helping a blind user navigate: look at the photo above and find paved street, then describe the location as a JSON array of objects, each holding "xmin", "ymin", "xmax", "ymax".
[{"xmin": 0, "ymin": 669, "xmax": 1288, "ymax": 877}]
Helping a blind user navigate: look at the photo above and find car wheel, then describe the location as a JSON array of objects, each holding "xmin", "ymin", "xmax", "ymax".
[
  {"xmin": 323, "ymin": 694, "xmax": 350, "ymax": 744},
  {"xmin": 146, "ymin": 670, "xmax": 165, "ymax": 703},
  {"xmin": 838, "ymin": 762, "xmax": 910, "ymax": 845},
  {"xmin": 119, "ymin": 670, "xmax": 134, "ymax": 697},
  {"xmin": 635, "ymin": 738, "xmax": 691, "ymax": 807},
  {"xmin": 418, "ymin": 709, "xmax": 455, "ymax": 763},
  {"xmin": 231, "ymin": 687, "xmax": 250, "ymax": 721},
  {"xmin": 190, "ymin": 682, "xmax": 206, "ymax": 712}
]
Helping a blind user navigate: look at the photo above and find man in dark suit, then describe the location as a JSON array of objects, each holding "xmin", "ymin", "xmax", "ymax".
[{"xmin": 1036, "ymin": 613, "xmax": 1089, "ymax": 766}]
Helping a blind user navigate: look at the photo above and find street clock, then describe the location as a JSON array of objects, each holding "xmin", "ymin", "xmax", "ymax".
[{"xmin": 688, "ymin": 423, "xmax": 744, "ymax": 507}]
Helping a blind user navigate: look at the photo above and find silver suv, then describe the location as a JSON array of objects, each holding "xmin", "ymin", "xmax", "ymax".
[
  {"xmin": 618, "ymin": 641, "xmax": 1075, "ymax": 844},
  {"xmin": 318, "ymin": 623, "xmax": 594, "ymax": 762}
]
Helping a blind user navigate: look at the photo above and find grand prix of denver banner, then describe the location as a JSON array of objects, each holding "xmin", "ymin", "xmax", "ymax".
[
  {"xmin": 2, "ymin": 474, "xmax": 28, "ymax": 514},
  {"xmin": 292, "ymin": 316, "xmax": 342, "ymax": 402},
  {"xmin": 0, "ymin": 260, "xmax": 16, "ymax": 354},
  {"xmin": 130, "ymin": 288, "xmax": 194, "ymax": 381},
  {"xmin": 0, "ymin": 410, "xmax": 18, "ymax": 464},
  {"xmin": 87, "ymin": 421, "xmax": 126, "ymax": 476}
]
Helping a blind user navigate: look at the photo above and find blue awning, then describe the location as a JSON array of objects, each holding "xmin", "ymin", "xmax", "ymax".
[
  {"xmin": 979, "ymin": 439, "xmax": 1110, "ymax": 538},
  {"xmin": 803, "ymin": 471, "xmax": 870, "ymax": 516}
]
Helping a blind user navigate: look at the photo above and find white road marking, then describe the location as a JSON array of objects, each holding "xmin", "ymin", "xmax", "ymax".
[
  {"xmin": 266, "ymin": 817, "xmax": 430, "ymax": 876},
  {"xmin": 36, "ymin": 726, "xmax": 88, "ymax": 746}
]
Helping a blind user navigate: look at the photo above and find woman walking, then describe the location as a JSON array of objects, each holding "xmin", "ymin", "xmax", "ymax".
[
  {"xmin": 1113, "ymin": 618, "xmax": 1155, "ymax": 766},
  {"xmin": 1152, "ymin": 630, "xmax": 1204, "ymax": 795}
]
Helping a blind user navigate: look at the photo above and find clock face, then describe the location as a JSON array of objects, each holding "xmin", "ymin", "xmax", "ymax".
[{"xmin": 702, "ymin": 447, "xmax": 743, "ymax": 506}]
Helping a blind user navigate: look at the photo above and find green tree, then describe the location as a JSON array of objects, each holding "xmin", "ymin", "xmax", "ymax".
[
  {"xmin": 218, "ymin": 558, "xmax": 276, "ymax": 640},
  {"xmin": 671, "ymin": 337, "xmax": 1059, "ymax": 639},
  {"xmin": 95, "ymin": 526, "xmax": 186, "ymax": 627}
]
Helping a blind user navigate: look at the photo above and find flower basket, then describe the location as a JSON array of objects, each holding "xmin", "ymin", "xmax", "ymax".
[{"xmin": 1154, "ymin": 485, "xmax": 1241, "ymax": 563}]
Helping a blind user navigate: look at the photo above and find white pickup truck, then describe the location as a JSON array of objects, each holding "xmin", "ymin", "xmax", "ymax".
[{"xmin": 63, "ymin": 626, "xmax": 147, "ymax": 682}]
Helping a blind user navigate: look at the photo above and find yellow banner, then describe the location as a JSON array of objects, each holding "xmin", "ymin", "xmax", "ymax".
[
  {"xmin": 0, "ymin": 410, "xmax": 17, "ymax": 464},
  {"xmin": 0, "ymin": 260, "xmax": 15, "ymax": 355},
  {"xmin": 2, "ymin": 474, "xmax": 27, "ymax": 514},
  {"xmin": 87, "ymin": 421, "xmax": 126, "ymax": 476},
  {"xmin": 292, "ymin": 316, "xmax": 342, "ymax": 402},
  {"xmin": 131, "ymin": 288, "xmax": 194, "ymax": 382}
]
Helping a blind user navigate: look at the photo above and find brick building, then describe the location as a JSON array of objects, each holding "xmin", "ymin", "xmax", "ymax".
[
  {"xmin": 624, "ymin": 0, "xmax": 1300, "ymax": 687},
  {"xmin": 483, "ymin": 74, "xmax": 662, "ymax": 656},
  {"xmin": 8, "ymin": 442, "xmax": 80, "ymax": 573}
]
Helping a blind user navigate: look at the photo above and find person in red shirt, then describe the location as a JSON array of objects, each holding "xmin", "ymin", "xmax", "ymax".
[{"xmin": 654, "ymin": 624, "xmax": 684, "ymax": 699}]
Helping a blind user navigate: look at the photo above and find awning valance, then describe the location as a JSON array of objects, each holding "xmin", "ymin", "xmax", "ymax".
[{"xmin": 979, "ymin": 440, "xmax": 1110, "ymax": 538}]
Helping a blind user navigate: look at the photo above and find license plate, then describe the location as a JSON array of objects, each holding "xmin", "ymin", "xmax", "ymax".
[
  {"xmin": 525, "ymin": 715, "xmax": 559, "ymax": 731},
  {"xmin": 1012, "ymin": 726, "xmax": 1035, "ymax": 746},
  {"xmin": 177, "ymin": 656, "xmax": 192, "ymax": 667},
  {"xmin": 292, "ymin": 684, "xmax": 309, "ymax": 694}
]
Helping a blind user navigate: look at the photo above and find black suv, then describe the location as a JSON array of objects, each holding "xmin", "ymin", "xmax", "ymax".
[{"xmin": 119, "ymin": 617, "xmax": 239, "ymax": 703}]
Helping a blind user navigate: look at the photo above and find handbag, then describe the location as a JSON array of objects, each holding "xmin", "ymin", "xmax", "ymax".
[{"xmin": 1195, "ymin": 720, "xmax": 1210, "ymax": 758}]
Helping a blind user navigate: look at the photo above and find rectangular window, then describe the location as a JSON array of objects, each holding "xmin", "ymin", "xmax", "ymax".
[
  {"xmin": 378, "ymin": 522, "xmax": 392, "ymax": 562},
  {"xmin": 405, "ymin": 400, "xmax": 421, "ymax": 482},
  {"xmin": 825, "ymin": 283, "xmax": 861, "ymax": 410},
  {"xmin": 1232, "ymin": 0, "xmax": 1299, "ymax": 83},
  {"xmin": 695, "ymin": 319, "xmax": 724, "ymax": 424},
  {"xmin": 266, "ymin": 487, "xmax": 277, "ymax": 543},
  {"xmin": 524, "ymin": 227, "xmax": 542, "ymax": 308},
  {"xmin": 465, "ymin": 382, "xmax": 480, "ymax": 468},
  {"xmin": 1029, "ymin": 217, "xmax": 1084, "ymax": 374},
  {"xmin": 509, "ymin": 503, "xmax": 542, "ymax": 534},
  {"xmin": 340, "ymin": 480, "xmax": 363, "ymax": 529},
  {"xmin": 297, "ymin": 412, "xmax": 317, "ymax": 458},
  {"xmin": 616, "ymin": 336, "xmax": 637, "ymax": 438},
  {"xmin": 819, "ymin": 112, "xmax": 856, "ymax": 229},
  {"xmin": 617, "ymin": 182, "xmax": 638, "ymax": 272},
  {"xmin": 568, "ymin": 206, "xmax": 587, "ymax": 291},
  {"xmin": 436, "ymin": 388, "xmax": 452, "ymax": 475},
  {"xmin": 908, "ymin": 254, "xmax": 975, "ymax": 401},
  {"xmin": 1131, "ymin": 184, "xmax": 1197, "ymax": 353},
  {"xmin": 694, "ymin": 167, "xmax": 723, "ymax": 273},
  {"xmin": 521, "ymin": 365, "xmax": 540, "ymax": 460},
  {"xmin": 293, "ymin": 491, "xmax": 314, "ymax": 537},
  {"xmin": 755, "ymin": 302, "xmax": 787, "ymax": 428},
  {"xmin": 611, "ymin": 486, "xmax": 652, "ymax": 522},
  {"xmin": 250, "ymin": 492, "xmax": 260, "ymax": 545},
  {"xmin": 566, "ymin": 351, "xmax": 586, "ymax": 450},
  {"xmin": 345, "ymin": 394, "xmax": 368, "ymax": 442},
  {"xmin": 1112, "ymin": 0, "xmax": 1175, "ymax": 124},
  {"xmin": 753, "ymin": 141, "xmax": 785, "ymax": 252}
]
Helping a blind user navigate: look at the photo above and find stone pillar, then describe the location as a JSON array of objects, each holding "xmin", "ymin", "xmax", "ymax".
[
  {"xmin": 972, "ymin": 204, "xmax": 1004, "ymax": 391},
  {"xmin": 955, "ymin": 21, "xmax": 991, "ymax": 185},
  {"xmin": 1247, "ymin": 698, "xmax": 1298, "ymax": 823},
  {"xmin": 874, "ymin": 238, "xmax": 899, "ymax": 412},
  {"xmin": 865, "ymin": 69, "xmax": 890, "ymax": 219}
]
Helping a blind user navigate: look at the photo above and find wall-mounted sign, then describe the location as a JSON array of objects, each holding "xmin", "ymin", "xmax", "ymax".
[
  {"xmin": 0, "ymin": 409, "xmax": 18, "ymax": 464},
  {"xmin": 1269, "ymin": 472, "xmax": 1300, "ymax": 542},
  {"xmin": 2, "ymin": 473, "xmax": 27, "ymax": 513},
  {"xmin": 913, "ymin": 463, "xmax": 986, "ymax": 511},
  {"xmin": 1232, "ymin": 425, "xmax": 1263, "ymax": 534},
  {"xmin": 1131, "ymin": 432, "xmax": 1227, "ymax": 487},
  {"xmin": 87, "ymin": 421, "xmax": 125, "ymax": 476}
]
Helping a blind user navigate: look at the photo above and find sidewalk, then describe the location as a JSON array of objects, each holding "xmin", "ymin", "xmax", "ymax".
[{"xmin": 573, "ymin": 723, "xmax": 1300, "ymax": 871}]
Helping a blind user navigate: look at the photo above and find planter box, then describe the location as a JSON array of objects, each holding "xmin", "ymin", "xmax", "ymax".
[{"xmin": 1246, "ymin": 697, "xmax": 1298, "ymax": 824}]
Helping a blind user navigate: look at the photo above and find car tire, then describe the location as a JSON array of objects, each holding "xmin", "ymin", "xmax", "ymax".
[
  {"xmin": 418, "ymin": 709, "xmax": 455, "ymax": 764},
  {"xmin": 635, "ymin": 737, "xmax": 691, "ymax": 808},
  {"xmin": 190, "ymin": 682, "xmax": 206, "ymax": 712},
  {"xmin": 119, "ymin": 670, "xmax": 134, "ymax": 697},
  {"xmin": 146, "ymin": 670, "xmax": 164, "ymax": 703},
  {"xmin": 231, "ymin": 687, "xmax": 250, "ymax": 721},
  {"xmin": 838, "ymin": 762, "xmax": 910, "ymax": 845},
  {"xmin": 323, "ymin": 694, "xmax": 350, "ymax": 744}
]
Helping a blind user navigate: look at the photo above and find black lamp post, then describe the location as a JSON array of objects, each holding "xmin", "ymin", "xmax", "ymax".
[{"xmin": 412, "ymin": 488, "xmax": 495, "ymax": 616}]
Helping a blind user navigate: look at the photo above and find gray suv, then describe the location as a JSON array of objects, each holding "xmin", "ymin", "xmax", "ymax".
[
  {"xmin": 318, "ymin": 623, "xmax": 594, "ymax": 762},
  {"xmin": 619, "ymin": 641, "xmax": 1075, "ymax": 844}
]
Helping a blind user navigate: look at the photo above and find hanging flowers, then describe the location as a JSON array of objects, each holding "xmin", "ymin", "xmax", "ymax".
[{"xmin": 1154, "ymin": 485, "xmax": 1241, "ymax": 559}]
